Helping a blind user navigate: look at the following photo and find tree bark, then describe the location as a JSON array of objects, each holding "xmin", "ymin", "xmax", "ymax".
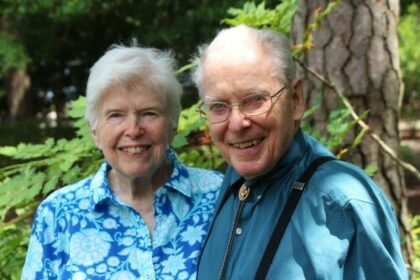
[
  {"xmin": 292, "ymin": 0, "xmax": 412, "ymax": 262},
  {"xmin": 5, "ymin": 68, "xmax": 31, "ymax": 121}
]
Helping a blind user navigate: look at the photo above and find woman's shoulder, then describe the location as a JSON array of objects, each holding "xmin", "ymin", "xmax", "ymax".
[
  {"xmin": 182, "ymin": 165, "xmax": 224, "ymax": 193},
  {"xmin": 185, "ymin": 165, "xmax": 223, "ymax": 180},
  {"xmin": 38, "ymin": 175, "xmax": 93, "ymax": 210}
]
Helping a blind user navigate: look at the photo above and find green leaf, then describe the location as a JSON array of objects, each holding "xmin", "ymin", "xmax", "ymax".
[
  {"xmin": 0, "ymin": 192, "xmax": 12, "ymax": 209},
  {"xmin": 0, "ymin": 32, "xmax": 30, "ymax": 75},
  {"xmin": 0, "ymin": 178, "xmax": 16, "ymax": 194},
  {"xmin": 62, "ymin": 165, "xmax": 81, "ymax": 185},
  {"xmin": 0, "ymin": 146, "xmax": 17, "ymax": 157},
  {"xmin": 223, "ymin": 0, "xmax": 297, "ymax": 35},
  {"xmin": 67, "ymin": 96, "xmax": 87, "ymax": 119},
  {"xmin": 364, "ymin": 164, "xmax": 378, "ymax": 177},
  {"xmin": 172, "ymin": 131, "xmax": 189, "ymax": 149},
  {"xmin": 10, "ymin": 138, "xmax": 56, "ymax": 160},
  {"xmin": 43, "ymin": 169, "xmax": 61, "ymax": 195},
  {"xmin": 57, "ymin": 154, "xmax": 79, "ymax": 172},
  {"xmin": 172, "ymin": 102, "xmax": 208, "ymax": 149}
]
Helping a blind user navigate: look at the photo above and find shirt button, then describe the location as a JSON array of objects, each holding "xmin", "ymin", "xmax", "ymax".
[
  {"xmin": 235, "ymin": 227, "xmax": 243, "ymax": 235},
  {"xmin": 257, "ymin": 194, "xmax": 262, "ymax": 200}
]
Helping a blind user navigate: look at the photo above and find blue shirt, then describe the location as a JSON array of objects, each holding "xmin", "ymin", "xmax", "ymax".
[
  {"xmin": 22, "ymin": 149, "xmax": 223, "ymax": 280},
  {"xmin": 197, "ymin": 130, "xmax": 408, "ymax": 280}
]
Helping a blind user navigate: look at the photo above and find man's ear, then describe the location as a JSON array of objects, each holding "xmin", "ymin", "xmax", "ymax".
[{"xmin": 291, "ymin": 78, "xmax": 305, "ymax": 121}]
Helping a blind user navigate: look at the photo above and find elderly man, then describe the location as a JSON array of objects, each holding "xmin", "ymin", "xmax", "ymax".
[{"xmin": 192, "ymin": 25, "xmax": 407, "ymax": 280}]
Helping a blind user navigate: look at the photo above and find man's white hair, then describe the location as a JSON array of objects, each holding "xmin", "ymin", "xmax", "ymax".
[{"xmin": 191, "ymin": 24, "xmax": 295, "ymax": 97}]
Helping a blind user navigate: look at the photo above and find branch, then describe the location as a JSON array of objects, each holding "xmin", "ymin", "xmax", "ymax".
[
  {"xmin": 0, "ymin": 206, "xmax": 35, "ymax": 231},
  {"xmin": 296, "ymin": 60, "xmax": 420, "ymax": 181},
  {"xmin": 407, "ymin": 265, "xmax": 420, "ymax": 277}
]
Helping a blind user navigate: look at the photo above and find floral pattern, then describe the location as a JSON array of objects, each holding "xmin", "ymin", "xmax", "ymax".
[
  {"xmin": 22, "ymin": 149, "xmax": 223, "ymax": 280},
  {"xmin": 69, "ymin": 229, "xmax": 112, "ymax": 266}
]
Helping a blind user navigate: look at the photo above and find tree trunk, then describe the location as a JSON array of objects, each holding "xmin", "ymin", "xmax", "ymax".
[
  {"xmin": 5, "ymin": 68, "xmax": 31, "ymax": 121},
  {"xmin": 292, "ymin": 0, "xmax": 412, "ymax": 262}
]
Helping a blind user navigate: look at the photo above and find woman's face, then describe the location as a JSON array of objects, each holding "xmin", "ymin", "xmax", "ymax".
[{"xmin": 91, "ymin": 85, "xmax": 174, "ymax": 180}]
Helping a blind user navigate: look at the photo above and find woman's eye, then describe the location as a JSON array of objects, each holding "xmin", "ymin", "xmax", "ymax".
[
  {"xmin": 108, "ymin": 112, "xmax": 122, "ymax": 119},
  {"xmin": 141, "ymin": 111, "xmax": 161, "ymax": 121},
  {"xmin": 143, "ymin": 111, "xmax": 157, "ymax": 116}
]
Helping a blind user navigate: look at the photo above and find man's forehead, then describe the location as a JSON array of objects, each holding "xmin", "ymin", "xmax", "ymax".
[
  {"xmin": 200, "ymin": 72, "xmax": 276, "ymax": 101},
  {"xmin": 206, "ymin": 40, "xmax": 263, "ymax": 66}
]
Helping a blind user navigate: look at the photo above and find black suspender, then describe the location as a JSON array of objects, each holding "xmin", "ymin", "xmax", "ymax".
[{"xmin": 254, "ymin": 156, "xmax": 335, "ymax": 280}]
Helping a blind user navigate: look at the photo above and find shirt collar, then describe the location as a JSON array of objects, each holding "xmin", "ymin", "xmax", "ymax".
[
  {"xmin": 88, "ymin": 148, "xmax": 193, "ymax": 211},
  {"xmin": 88, "ymin": 161, "xmax": 114, "ymax": 211},
  {"xmin": 162, "ymin": 148, "xmax": 193, "ymax": 198}
]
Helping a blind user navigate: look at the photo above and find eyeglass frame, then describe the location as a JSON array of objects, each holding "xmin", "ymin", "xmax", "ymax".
[{"xmin": 196, "ymin": 85, "xmax": 289, "ymax": 124}]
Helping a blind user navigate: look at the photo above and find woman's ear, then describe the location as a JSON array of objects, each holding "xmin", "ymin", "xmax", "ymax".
[
  {"xmin": 90, "ymin": 125, "xmax": 102, "ymax": 150},
  {"xmin": 169, "ymin": 126, "xmax": 177, "ymax": 144},
  {"xmin": 291, "ymin": 78, "xmax": 305, "ymax": 121}
]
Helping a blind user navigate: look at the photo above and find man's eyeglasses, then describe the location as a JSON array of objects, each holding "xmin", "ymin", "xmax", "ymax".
[{"xmin": 196, "ymin": 85, "xmax": 288, "ymax": 124}]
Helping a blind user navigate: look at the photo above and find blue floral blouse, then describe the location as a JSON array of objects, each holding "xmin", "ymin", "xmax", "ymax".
[{"xmin": 22, "ymin": 150, "xmax": 223, "ymax": 280}]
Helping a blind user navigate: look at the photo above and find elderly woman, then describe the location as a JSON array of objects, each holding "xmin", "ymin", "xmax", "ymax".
[{"xmin": 22, "ymin": 45, "xmax": 223, "ymax": 280}]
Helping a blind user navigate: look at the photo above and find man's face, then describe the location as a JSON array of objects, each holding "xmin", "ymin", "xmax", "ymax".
[{"xmin": 201, "ymin": 44, "xmax": 304, "ymax": 179}]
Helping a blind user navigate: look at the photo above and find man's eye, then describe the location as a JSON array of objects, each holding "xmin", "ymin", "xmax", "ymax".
[
  {"xmin": 208, "ymin": 102, "xmax": 228, "ymax": 113},
  {"xmin": 242, "ymin": 94, "xmax": 268, "ymax": 108}
]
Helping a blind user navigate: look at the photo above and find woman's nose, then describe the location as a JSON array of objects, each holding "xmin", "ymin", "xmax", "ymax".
[{"xmin": 125, "ymin": 115, "xmax": 144, "ymax": 137}]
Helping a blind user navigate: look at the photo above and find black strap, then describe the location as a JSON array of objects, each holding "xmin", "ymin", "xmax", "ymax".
[{"xmin": 254, "ymin": 156, "xmax": 335, "ymax": 280}]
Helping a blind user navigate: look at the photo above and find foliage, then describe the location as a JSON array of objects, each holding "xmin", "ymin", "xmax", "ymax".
[
  {"xmin": 0, "ymin": 97, "xmax": 101, "ymax": 221},
  {"xmin": 292, "ymin": 0, "xmax": 341, "ymax": 58},
  {"xmin": 0, "ymin": 0, "xmax": 246, "ymax": 117},
  {"xmin": 172, "ymin": 103, "xmax": 207, "ymax": 149},
  {"xmin": 173, "ymin": 102, "xmax": 225, "ymax": 170},
  {"xmin": 0, "ymin": 95, "xmax": 99, "ymax": 278},
  {"xmin": 398, "ymin": 3, "xmax": 420, "ymax": 117},
  {"xmin": 300, "ymin": 99, "xmax": 375, "ymax": 175},
  {"xmin": 0, "ymin": 33, "xmax": 30, "ymax": 76},
  {"xmin": 223, "ymin": 0, "xmax": 297, "ymax": 35},
  {"xmin": 0, "ymin": 225, "xmax": 30, "ymax": 280},
  {"xmin": 412, "ymin": 215, "xmax": 420, "ymax": 279},
  {"xmin": 302, "ymin": 103, "xmax": 368, "ymax": 157}
]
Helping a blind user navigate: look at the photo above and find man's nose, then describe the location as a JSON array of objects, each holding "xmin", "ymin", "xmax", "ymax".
[{"xmin": 227, "ymin": 106, "xmax": 251, "ymax": 130}]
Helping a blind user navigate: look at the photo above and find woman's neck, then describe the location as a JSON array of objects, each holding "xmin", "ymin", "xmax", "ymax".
[{"xmin": 108, "ymin": 159, "xmax": 173, "ymax": 233}]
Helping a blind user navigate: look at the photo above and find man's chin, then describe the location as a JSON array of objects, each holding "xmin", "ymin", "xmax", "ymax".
[{"xmin": 232, "ymin": 162, "xmax": 263, "ymax": 179}]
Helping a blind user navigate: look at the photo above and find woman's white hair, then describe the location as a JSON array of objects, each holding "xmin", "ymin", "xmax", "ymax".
[
  {"xmin": 85, "ymin": 44, "xmax": 182, "ymax": 129},
  {"xmin": 191, "ymin": 24, "xmax": 295, "ymax": 97}
]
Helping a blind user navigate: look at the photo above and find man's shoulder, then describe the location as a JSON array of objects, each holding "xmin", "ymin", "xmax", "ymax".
[{"xmin": 305, "ymin": 159, "xmax": 385, "ymax": 207}]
